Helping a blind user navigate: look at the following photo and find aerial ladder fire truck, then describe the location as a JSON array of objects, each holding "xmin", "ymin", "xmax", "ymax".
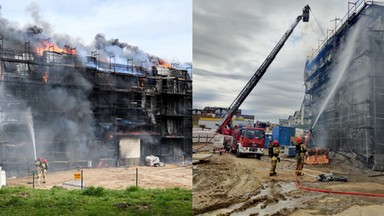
[{"xmin": 214, "ymin": 5, "xmax": 310, "ymax": 159}]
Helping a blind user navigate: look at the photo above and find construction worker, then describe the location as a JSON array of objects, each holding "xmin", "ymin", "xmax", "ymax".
[
  {"xmin": 41, "ymin": 159, "xmax": 48, "ymax": 183},
  {"xmin": 270, "ymin": 140, "xmax": 280, "ymax": 176},
  {"xmin": 35, "ymin": 157, "xmax": 42, "ymax": 179},
  {"xmin": 295, "ymin": 137, "xmax": 307, "ymax": 176}
]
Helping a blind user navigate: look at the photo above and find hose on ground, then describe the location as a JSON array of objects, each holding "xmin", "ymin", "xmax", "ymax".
[{"xmin": 295, "ymin": 163, "xmax": 384, "ymax": 198}]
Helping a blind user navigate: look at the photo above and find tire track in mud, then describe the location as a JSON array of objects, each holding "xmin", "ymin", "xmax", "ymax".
[
  {"xmin": 198, "ymin": 181, "xmax": 323, "ymax": 216},
  {"xmin": 193, "ymin": 149, "xmax": 384, "ymax": 216},
  {"xmin": 228, "ymin": 181, "xmax": 323, "ymax": 216},
  {"xmin": 193, "ymin": 153, "xmax": 323, "ymax": 215},
  {"xmin": 193, "ymin": 154, "xmax": 267, "ymax": 215}
]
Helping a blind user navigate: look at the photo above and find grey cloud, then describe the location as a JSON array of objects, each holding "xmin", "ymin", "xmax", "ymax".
[{"xmin": 193, "ymin": 67, "xmax": 250, "ymax": 81}]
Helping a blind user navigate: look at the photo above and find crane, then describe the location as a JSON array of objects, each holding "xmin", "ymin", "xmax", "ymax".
[{"xmin": 217, "ymin": 5, "xmax": 310, "ymax": 136}]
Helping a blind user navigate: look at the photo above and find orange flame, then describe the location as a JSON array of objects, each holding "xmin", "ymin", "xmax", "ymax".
[
  {"xmin": 36, "ymin": 40, "xmax": 77, "ymax": 55},
  {"xmin": 159, "ymin": 59, "xmax": 171, "ymax": 68}
]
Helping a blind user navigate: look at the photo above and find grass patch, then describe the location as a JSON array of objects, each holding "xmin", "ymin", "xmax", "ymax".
[
  {"xmin": 126, "ymin": 186, "xmax": 139, "ymax": 192},
  {"xmin": 82, "ymin": 186, "xmax": 105, "ymax": 196},
  {"xmin": 0, "ymin": 186, "xmax": 192, "ymax": 216}
]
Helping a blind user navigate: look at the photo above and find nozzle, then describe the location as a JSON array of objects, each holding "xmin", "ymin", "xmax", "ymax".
[{"xmin": 302, "ymin": 5, "xmax": 310, "ymax": 22}]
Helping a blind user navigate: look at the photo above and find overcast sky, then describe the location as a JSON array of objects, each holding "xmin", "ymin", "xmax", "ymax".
[
  {"xmin": 193, "ymin": 0, "xmax": 376, "ymax": 123},
  {"xmin": 0, "ymin": 0, "xmax": 192, "ymax": 64}
]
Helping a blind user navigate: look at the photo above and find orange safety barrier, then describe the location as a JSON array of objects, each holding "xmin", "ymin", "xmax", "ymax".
[{"xmin": 305, "ymin": 148, "xmax": 329, "ymax": 165}]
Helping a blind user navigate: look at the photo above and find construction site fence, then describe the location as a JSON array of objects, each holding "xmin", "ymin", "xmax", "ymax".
[{"xmin": 192, "ymin": 134, "xmax": 212, "ymax": 143}]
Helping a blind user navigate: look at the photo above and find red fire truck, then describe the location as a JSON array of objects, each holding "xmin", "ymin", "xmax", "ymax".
[{"xmin": 225, "ymin": 126, "xmax": 265, "ymax": 159}]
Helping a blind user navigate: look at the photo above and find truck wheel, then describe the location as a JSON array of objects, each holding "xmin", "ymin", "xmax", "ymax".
[
  {"xmin": 224, "ymin": 142, "xmax": 230, "ymax": 152},
  {"xmin": 256, "ymin": 154, "xmax": 261, "ymax": 160},
  {"xmin": 236, "ymin": 146, "xmax": 241, "ymax": 157}
]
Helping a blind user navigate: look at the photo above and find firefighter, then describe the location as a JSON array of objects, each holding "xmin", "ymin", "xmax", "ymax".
[
  {"xmin": 41, "ymin": 159, "xmax": 48, "ymax": 183},
  {"xmin": 267, "ymin": 139, "xmax": 273, "ymax": 158},
  {"xmin": 35, "ymin": 157, "xmax": 42, "ymax": 179},
  {"xmin": 295, "ymin": 137, "xmax": 307, "ymax": 176},
  {"xmin": 270, "ymin": 140, "xmax": 280, "ymax": 176}
]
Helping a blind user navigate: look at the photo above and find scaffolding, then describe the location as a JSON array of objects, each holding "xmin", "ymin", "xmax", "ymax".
[
  {"xmin": 0, "ymin": 44, "xmax": 192, "ymax": 175},
  {"xmin": 303, "ymin": 2, "xmax": 384, "ymax": 170}
]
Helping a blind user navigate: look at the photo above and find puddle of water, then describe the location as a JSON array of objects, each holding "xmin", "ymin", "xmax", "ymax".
[
  {"xmin": 233, "ymin": 192, "xmax": 322, "ymax": 216},
  {"xmin": 200, "ymin": 181, "xmax": 309, "ymax": 216},
  {"xmin": 232, "ymin": 182, "xmax": 300, "ymax": 216}
]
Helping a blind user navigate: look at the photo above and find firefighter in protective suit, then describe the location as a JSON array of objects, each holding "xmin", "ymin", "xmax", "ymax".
[
  {"xmin": 41, "ymin": 159, "xmax": 48, "ymax": 183},
  {"xmin": 295, "ymin": 137, "xmax": 307, "ymax": 176},
  {"xmin": 270, "ymin": 140, "xmax": 280, "ymax": 176},
  {"xmin": 35, "ymin": 157, "xmax": 42, "ymax": 179}
]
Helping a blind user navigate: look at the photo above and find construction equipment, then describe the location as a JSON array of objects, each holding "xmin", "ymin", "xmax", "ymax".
[{"xmin": 214, "ymin": 5, "xmax": 310, "ymax": 158}]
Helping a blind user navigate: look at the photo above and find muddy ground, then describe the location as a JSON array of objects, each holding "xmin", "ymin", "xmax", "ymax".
[
  {"xmin": 193, "ymin": 143, "xmax": 384, "ymax": 216},
  {"xmin": 6, "ymin": 164, "xmax": 192, "ymax": 190}
]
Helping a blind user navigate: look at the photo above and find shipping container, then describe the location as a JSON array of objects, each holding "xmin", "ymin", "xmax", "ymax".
[{"xmin": 272, "ymin": 126, "xmax": 295, "ymax": 146}]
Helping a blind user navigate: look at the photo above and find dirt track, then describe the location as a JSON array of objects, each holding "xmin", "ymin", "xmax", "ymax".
[
  {"xmin": 193, "ymin": 143, "xmax": 384, "ymax": 215},
  {"xmin": 6, "ymin": 164, "xmax": 192, "ymax": 190}
]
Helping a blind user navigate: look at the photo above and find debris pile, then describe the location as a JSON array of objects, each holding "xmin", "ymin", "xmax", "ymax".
[
  {"xmin": 317, "ymin": 173, "xmax": 348, "ymax": 182},
  {"xmin": 145, "ymin": 155, "xmax": 165, "ymax": 167}
]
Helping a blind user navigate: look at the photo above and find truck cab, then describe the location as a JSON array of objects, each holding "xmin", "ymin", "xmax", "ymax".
[{"xmin": 232, "ymin": 127, "xmax": 265, "ymax": 159}]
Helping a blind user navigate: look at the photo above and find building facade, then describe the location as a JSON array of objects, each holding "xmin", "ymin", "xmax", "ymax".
[{"xmin": 303, "ymin": 2, "xmax": 384, "ymax": 170}]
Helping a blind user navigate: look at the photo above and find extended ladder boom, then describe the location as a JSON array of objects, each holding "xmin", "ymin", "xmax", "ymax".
[{"xmin": 217, "ymin": 5, "xmax": 310, "ymax": 134}]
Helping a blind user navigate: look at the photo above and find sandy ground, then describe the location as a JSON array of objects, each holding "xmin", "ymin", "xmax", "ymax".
[
  {"xmin": 6, "ymin": 164, "xmax": 192, "ymax": 190},
  {"xmin": 193, "ymin": 143, "xmax": 384, "ymax": 216}
]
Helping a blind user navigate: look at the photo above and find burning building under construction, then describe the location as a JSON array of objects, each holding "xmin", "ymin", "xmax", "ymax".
[
  {"xmin": 303, "ymin": 1, "xmax": 384, "ymax": 170},
  {"xmin": 0, "ymin": 16, "xmax": 192, "ymax": 176}
]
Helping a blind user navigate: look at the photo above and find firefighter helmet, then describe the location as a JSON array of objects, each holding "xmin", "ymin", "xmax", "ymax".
[
  {"xmin": 38, "ymin": 157, "xmax": 42, "ymax": 161},
  {"xmin": 43, "ymin": 159, "xmax": 47, "ymax": 163},
  {"xmin": 297, "ymin": 137, "xmax": 303, "ymax": 144},
  {"xmin": 273, "ymin": 140, "xmax": 278, "ymax": 146}
]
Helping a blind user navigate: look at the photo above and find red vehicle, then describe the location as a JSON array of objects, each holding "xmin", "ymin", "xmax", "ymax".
[{"xmin": 228, "ymin": 126, "xmax": 265, "ymax": 159}]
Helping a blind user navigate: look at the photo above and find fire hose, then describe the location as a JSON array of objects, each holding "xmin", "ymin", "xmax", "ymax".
[
  {"xmin": 295, "ymin": 169, "xmax": 384, "ymax": 198},
  {"xmin": 294, "ymin": 130, "xmax": 384, "ymax": 198}
]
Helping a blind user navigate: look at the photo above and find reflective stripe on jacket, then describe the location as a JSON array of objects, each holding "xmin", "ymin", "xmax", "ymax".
[{"xmin": 271, "ymin": 147, "xmax": 280, "ymax": 160}]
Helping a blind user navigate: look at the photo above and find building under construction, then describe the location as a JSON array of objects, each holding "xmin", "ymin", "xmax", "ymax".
[
  {"xmin": 303, "ymin": 1, "xmax": 384, "ymax": 170},
  {"xmin": 0, "ymin": 40, "xmax": 192, "ymax": 176}
]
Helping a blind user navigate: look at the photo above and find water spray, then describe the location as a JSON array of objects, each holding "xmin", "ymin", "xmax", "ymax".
[
  {"xmin": 303, "ymin": 128, "xmax": 313, "ymax": 146},
  {"xmin": 309, "ymin": 19, "xmax": 362, "ymax": 147}
]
